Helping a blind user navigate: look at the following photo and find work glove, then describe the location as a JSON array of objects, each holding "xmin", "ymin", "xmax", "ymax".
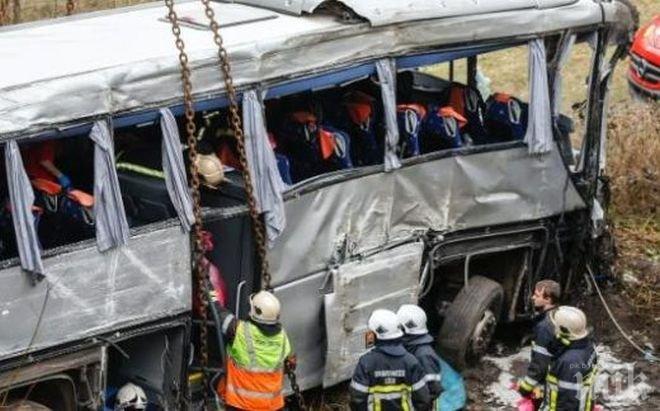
[
  {"xmin": 57, "ymin": 174, "xmax": 72, "ymax": 191},
  {"xmin": 285, "ymin": 355, "xmax": 297, "ymax": 371}
]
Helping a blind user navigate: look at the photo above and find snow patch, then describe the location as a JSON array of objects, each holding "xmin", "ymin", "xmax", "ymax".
[
  {"xmin": 593, "ymin": 345, "xmax": 655, "ymax": 408},
  {"xmin": 481, "ymin": 345, "xmax": 655, "ymax": 410}
]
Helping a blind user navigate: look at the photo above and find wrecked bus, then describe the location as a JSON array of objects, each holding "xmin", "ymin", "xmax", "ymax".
[{"xmin": 0, "ymin": 0, "xmax": 636, "ymax": 408}]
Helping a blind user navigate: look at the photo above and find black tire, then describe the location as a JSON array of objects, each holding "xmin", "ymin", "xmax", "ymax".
[{"xmin": 437, "ymin": 275, "xmax": 504, "ymax": 370}]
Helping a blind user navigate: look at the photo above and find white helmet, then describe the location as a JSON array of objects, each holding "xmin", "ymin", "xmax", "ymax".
[
  {"xmin": 249, "ymin": 291, "xmax": 281, "ymax": 324},
  {"xmin": 115, "ymin": 383, "xmax": 148, "ymax": 411},
  {"xmin": 550, "ymin": 306, "xmax": 589, "ymax": 341},
  {"xmin": 396, "ymin": 304, "xmax": 428, "ymax": 335},
  {"xmin": 196, "ymin": 153, "xmax": 224, "ymax": 187},
  {"xmin": 368, "ymin": 309, "xmax": 403, "ymax": 341}
]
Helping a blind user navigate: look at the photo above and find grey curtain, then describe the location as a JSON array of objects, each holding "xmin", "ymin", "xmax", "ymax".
[
  {"xmin": 160, "ymin": 108, "xmax": 195, "ymax": 232},
  {"xmin": 243, "ymin": 90, "xmax": 288, "ymax": 245},
  {"xmin": 524, "ymin": 39, "xmax": 554, "ymax": 155},
  {"xmin": 5, "ymin": 140, "xmax": 45, "ymax": 280},
  {"xmin": 376, "ymin": 58, "xmax": 402, "ymax": 171},
  {"xmin": 89, "ymin": 120, "xmax": 130, "ymax": 251}
]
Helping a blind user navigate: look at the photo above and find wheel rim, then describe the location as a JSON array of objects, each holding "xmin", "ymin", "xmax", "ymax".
[{"xmin": 468, "ymin": 308, "xmax": 497, "ymax": 360}]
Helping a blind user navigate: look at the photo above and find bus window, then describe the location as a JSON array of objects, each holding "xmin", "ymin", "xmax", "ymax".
[
  {"xmin": 397, "ymin": 44, "xmax": 531, "ymax": 158},
  {"xmin": 265, "ymin": 78, "xmax": 385, "ymax": 184},
  {"xmin": 553, "ymin": 37, "xmax": 597, "ymax": 169},
  {"xmin": 115, "ymin": 120, "xmax": 185, "ymax": 228},
  {"xmin": 0, "ymin": 136, "xmax": 96, "ymax": 260}
]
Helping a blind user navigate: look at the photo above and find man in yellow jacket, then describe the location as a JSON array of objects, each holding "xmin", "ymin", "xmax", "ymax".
[{"xmin": 216, "ymin": 290, "xmax": 293, "ymax": 411}]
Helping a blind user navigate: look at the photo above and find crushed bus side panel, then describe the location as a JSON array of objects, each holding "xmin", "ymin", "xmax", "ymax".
[{"xmin": 0, "ymin": 222, "xmax": 191, "ymax": 361}]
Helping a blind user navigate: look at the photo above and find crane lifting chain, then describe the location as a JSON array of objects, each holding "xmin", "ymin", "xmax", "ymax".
[
  {"xmin": 163, "ymin": 0, "xmax": 212, "ymax": 407},
  {"xmin": 163, "ymin": 0, "xmax": 307, "ymax": 408},
  {"xmin": 198, "ymin": 1, "xmax": 307, "ymax": 409},
  {"xmin": 66, "ymin": 0, "xmax": 75, "ymax": 16}
]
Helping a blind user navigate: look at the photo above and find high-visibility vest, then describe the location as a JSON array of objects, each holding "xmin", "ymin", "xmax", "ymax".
[{"xmin": 219, "ymin": 321, "xmax": 291, "ymax": 411}]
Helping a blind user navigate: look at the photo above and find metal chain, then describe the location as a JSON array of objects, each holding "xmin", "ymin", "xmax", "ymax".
[
  {"xmin": 163, "ymin": 0, "xmax": 211, "ymax": 407},
  {"xmin": 198, "ymin": 0, "xmax": 272, "ymax": 292},
  {"xmin": 66, "ymin": 0, "xmax": 75, "ymax": 16},
  {"xmin": 199, "ymin": 1, "xmax": 307, "ymax": 408},
  {"xmin": 285, "ymin": 358, "xmax": 308, "ymax": 410}
]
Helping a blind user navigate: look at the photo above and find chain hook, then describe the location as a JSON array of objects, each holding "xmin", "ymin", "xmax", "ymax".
[{"xmin": 198, "ymin": 0, "xmax": 307, "ymax": 408}]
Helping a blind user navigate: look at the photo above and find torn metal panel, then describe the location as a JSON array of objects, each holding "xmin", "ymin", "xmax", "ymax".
[
  {"xmin": 232, "ymin": 1, "xmax": 579, "ymax": 26},
  {"xmin": 323, "ymin": 242, "xmax": 423, "ymax": 387},
  {"xmin": 0, "ymin": 224, "xmax": 191, "ymax": 361},
  {"xmin": 0, "ymin": 0, "xmax": 612, "ymax": 139},
  {"xmin": 323, "ymin": 0, "xmax": 578, "ymax": 27},
  {"xmin": 268, "ymin": 145, "xmax": 586, "ymax": 286},
  {"xmin": 0, "ymin": 347, "xmax": 102, "ymax": 389}
]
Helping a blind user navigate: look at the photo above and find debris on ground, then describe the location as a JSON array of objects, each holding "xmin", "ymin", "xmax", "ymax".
[{"xmin": 479, "ymin": 345, "xmax": 656, "ymax": 410}]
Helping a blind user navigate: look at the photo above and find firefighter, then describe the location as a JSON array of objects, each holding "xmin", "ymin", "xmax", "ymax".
[
  {"xmin": 396, "ymin": 304, "xmax": 443, "ymax": 402},
  {"xmin": 518, "ymin": 279, "xmax": 561, "ymax": 400},
  {"xmin": 541, "ymin": 306, "xmax": 598, "ymax": 411},
  {"xmin": 114, "ymin": 382, "xmax": 148, "ymax": 411},
  {"xmin": 216, "ymin": 290, "xmax": 293, "ymax": 411},
  {"xmin": 350, "ymin": 309, "xmax": 432, "ymax": 411},
  {"xmin": 196, "ymin": 151, "xmax": 225, "ymax": 189}
]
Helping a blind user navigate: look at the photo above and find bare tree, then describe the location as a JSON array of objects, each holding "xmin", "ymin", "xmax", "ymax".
[{"xmin": 11, "ymin": 0, "xmax": 19, "ymax": 24}]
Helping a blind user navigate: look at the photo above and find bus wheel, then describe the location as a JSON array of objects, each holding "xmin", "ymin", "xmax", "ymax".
[{"xmin": 437, "ymin": 275, "xmax": 504, "ymax": 370}]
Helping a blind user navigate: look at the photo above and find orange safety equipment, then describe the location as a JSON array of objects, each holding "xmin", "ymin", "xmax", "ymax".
[{"xmin": 218, "ymin": 320, "xmax": 292, "ymax": 410}]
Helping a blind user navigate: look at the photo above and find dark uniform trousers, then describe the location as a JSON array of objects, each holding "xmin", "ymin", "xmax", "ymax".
[{"xmin": 350, "ymin": 340, "xmax": 432, "ymax": 411}]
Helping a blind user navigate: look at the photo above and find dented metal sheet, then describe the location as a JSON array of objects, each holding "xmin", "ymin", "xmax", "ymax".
[
  {"xmin": 233, "ymin": 1, "xmax": 579, "ymax": 26},
  {"xmin": 0, "ymin": 224, "xmax": 191, "ymax": 361},
  {"xmin": 322, "ymin": 242, "xmax": 423, "ymax": 387},
  {"xmin": 322, "ymin": 0, "xmax": 579, "ymax": 27},
  {"xmin": 269, "ymin": 145, "xmax": 586, "ymax": 286}
]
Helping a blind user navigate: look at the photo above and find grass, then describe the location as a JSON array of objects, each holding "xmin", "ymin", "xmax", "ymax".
[{"xmin": 1, "ymin": 0, "xmax": 151, "ymax": 24}]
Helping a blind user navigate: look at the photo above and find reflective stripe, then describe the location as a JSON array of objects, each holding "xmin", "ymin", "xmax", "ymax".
[
  {"xmin": 369, "ymin": 384, "xmax": 411, "ymax": 394},
  {"xmin": 373, "ymin": 392, "xmax": 404, "ymax": 400},
  {"xmin": 116, "ymin": 162, "xmax": 165, "ymax": 179},
  {"xmin": 532, "ymin": 344, "xmax": 553, "ymax": 357},
  {"xmin": 424, "ymin": 373, "xmax": 442, "ymax": 382},
  {"xmin": 523, "ymin": 376, "xmax": 539, "ymax": 386},
  {"xmin": 351, "ymin": 380, "xmax": 370, "ymax": 393},
  {"xmin": 225, "ymin": 383, "xmax": 282, "ymax": 399},
  {"xmin": 411, "ymin": 377, "xmax": 427, "ymax": 391},
  {"xmin": 222, "ymin": 314, "xmax": 234, "ymax": 334},
  {"xmin": 557, "ymin": 380, "xmax": 582, "ymax": 391},
  {"xmin": 243, "ymin": 321, "xmax": 257, "ymax": 369},
  {"xmin": 520, "ymin": 376, "xmax": 539, "ymax": 392},
  {"xmin": 547, "ymin": 374, "xmax": 558, "ymax": 411},
  {"xmin": 367, "ymin": 384, "xmax": 412, "ymax": 411}
]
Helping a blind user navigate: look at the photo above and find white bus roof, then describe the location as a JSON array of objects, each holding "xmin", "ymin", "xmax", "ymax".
[{"xmin": 0, "ymin": 0, "xmax": 632, "ymax": 140}]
